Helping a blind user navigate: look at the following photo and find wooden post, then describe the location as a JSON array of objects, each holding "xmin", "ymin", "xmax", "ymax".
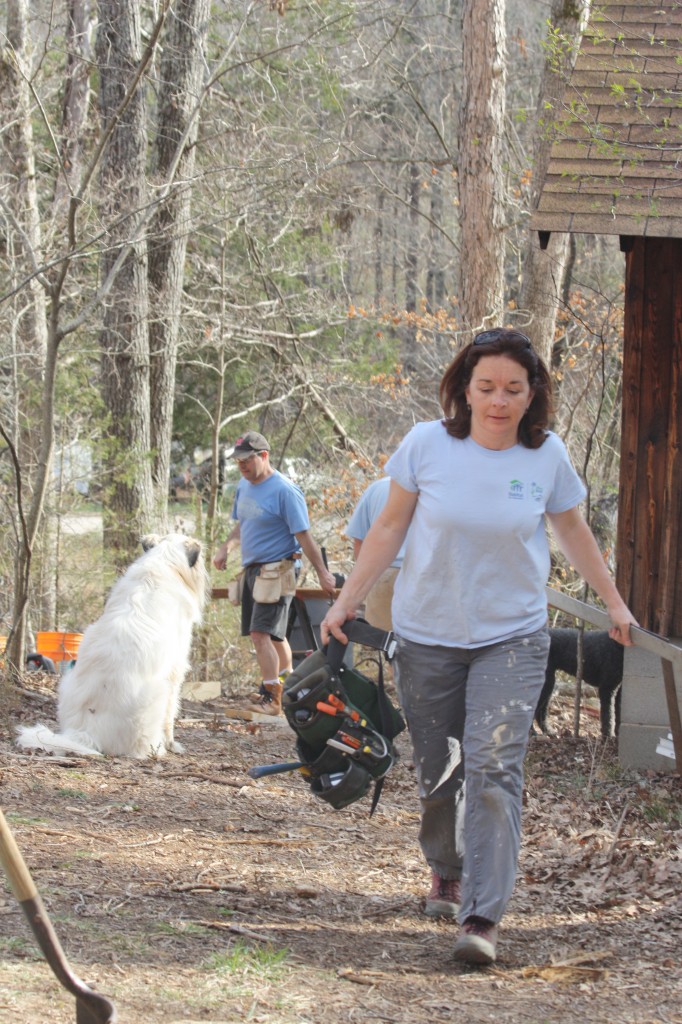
[{"xmin": 619, "ymin": 238, "xmax": 682, "ymax": 636}]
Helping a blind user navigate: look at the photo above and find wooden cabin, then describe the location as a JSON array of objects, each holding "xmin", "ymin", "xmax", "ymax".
[{"xmin": 530, "ymin": 0, "xmax": 682, "ymax": 769}]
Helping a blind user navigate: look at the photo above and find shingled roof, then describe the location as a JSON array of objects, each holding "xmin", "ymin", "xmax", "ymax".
[{"xmin": 530, "ymin": 0, "xmax": 682, "ymax": 238}]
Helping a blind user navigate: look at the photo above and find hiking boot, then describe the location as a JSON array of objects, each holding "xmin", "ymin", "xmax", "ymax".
[
  {"xmin": 247, "ymin": 682, "xmax": 269, "ymax": 703},
  {"xmin": 453, "ymin": 916, "xmax": 498, "ymax": 965},
  {"xmin": 247, "ymin": 671, "xmax": 290, "ymax": 704},
  {"xmin": 247, "ymin": 681, "xmax": 283, "ymax": 716},
  {"xmin": 424, "ymin": 871, "xmax": 461, "ymax": 919}
]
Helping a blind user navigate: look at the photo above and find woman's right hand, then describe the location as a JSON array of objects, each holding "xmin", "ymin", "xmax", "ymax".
[{"xmin": 321, "ymin": 601, "xmax": 356, "ymax": 645}]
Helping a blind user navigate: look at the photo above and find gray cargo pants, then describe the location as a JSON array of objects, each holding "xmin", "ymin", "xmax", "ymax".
[{"xmin": 393, "ymin": 627, "xmax": 550, "ymax": 924}]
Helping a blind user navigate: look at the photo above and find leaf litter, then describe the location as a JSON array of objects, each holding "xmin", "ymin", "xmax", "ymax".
[{"xmin": 0, "ymin": 674, "xmax": 680, "ymax": 1024}]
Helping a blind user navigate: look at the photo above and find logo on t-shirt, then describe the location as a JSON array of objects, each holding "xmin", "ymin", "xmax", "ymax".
[{"xmin": 507, "ymin": 479, "xmax": 545, "ymax": 502}]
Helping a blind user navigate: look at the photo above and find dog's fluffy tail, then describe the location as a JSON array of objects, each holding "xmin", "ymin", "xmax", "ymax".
[{"xmin": 16, "ymin": 724, "xmax": 103, "ymax": 758}]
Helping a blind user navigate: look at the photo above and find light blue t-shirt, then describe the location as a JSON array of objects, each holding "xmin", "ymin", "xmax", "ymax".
[
  {"xmin": 385, "ymin": 419, "xmax": 586, "ymax": 648},
  {"xmin": 346, "ymin": 477, "xmax": 407, "ymax": 569},
  {"xmin": 232, "ymin": 471, "xmax": 310, "ymax": 566}
]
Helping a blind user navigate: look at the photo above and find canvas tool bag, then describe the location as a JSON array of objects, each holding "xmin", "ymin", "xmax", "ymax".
[
  {"xmin": 282, "ymin": 619, "xmax": 405, "ymax": 814},
  {"xmin": 252, "ymin": 560, "xmax": 297, "ymax": 603},
  {"xmin": 227, "ymin": 569, "xmax": 245, "ymax": 606}
]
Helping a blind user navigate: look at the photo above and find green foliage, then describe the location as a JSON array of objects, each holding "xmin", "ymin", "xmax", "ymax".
[
  {"xmin": 203, "ymin": 938, "xmax": 290, "ymax": 976},
  {"xmin": 543, "ymin": 18, "xmax": 580, "ymax": 73},
  {"xmin": 639, "ymin": 793, "xmax": 682, "ymax": 827}
]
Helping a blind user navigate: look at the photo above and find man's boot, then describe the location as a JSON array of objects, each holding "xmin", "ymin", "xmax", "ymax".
[
  {"xmin": 247, "ymin": 680, "xmax": 283, "ymax": 716},
  {"xmin": 248, "ymin": 671, "xmax": 290, "ymax": 704}
]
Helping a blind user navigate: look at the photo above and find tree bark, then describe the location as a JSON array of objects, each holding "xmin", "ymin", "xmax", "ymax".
[
  {"xmin": 0, "ymin": 0, "xmax": 50, "ymax": 671},
  {"xmin": 403, "ymin": 162, "xmax": 420, "ymax": 372},
  {"xmin": 148, "ymin": 0, "xmax": 210, "ymax": 514},
  {"xmin": 458, "ymin": 0, "xmax": 506, "ymax": 333},
  {"xmin": 54, "ymin": 0, "xmax": 93, "ymax": 208},
  {"xmin": 96, "ymin": 0, "xmax": 153, "ymax": 562},
  {"xmin": 0, "ymin": 0, "xmax": 47, "ymax": 365}
]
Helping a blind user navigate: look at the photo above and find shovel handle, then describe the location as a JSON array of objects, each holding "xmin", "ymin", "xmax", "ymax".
[
  {"xmin": 0, "ymin": 808, "xmax": 37, "ymax": 902},
  {"xmin": 0, "ymin": 808, "xmax": 79, "ymax": 982},
  {"xmin": 0, "ymin": 807, "xmax": 117, "ymax": 1023}
]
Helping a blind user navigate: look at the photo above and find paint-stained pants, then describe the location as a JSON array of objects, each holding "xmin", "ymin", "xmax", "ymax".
[{"xmin": 393, "ymin": 627, "xmax": 550, "ymax": 924}]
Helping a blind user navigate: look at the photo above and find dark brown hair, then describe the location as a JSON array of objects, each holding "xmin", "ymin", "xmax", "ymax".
[{"xmin": 439, "ymin": 329, "xmax": 553, "ymax": 449}]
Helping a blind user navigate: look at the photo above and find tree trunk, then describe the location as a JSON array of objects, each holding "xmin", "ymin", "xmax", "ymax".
[
  {"xmin": 0, "ymin": 0, "xmax": 50, "ymax": 672},
  {"xmin": 427, "ymin": 171, "xmax": 445, "ymax": 313},
  {"xmin": 54, "ymin": 0, "xmax": 93, "ymax": 208},
  {"xmin": 374, "ymin": 190, "xmax": 385, "ymax": 308},
  {"xmin": 518, "ymin": 0, "xmax": 588, "ymax": 366},
  {"xmin": 148, "ymin": 0, "xmax": 210, "ymax": 515},
  {"xmin": 458, "ymin": 0, "xmax": 506, "ymax": 333},
  {"xmin": 96, "ymin": 0, "xmax": 153, "ymax": 562},
  {"xmin": 403, "ymin": 162, "xmax": 420, "ymax": 372},
  {"xmin": 0, "ymin": 0, "xmax": 48, "ymax": 366}
]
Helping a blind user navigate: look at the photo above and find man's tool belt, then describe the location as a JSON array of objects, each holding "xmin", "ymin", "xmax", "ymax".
[
  {"xmin": 251, "ymin": 559, "xmax": 297, "ymax": 603},
  {"xmin": 282, "ymin": 619, "xmax": 405, "ymax": 813},
  {"xmin": 227, "ymin": 569, "xmax": 246, "ymax": 606}
]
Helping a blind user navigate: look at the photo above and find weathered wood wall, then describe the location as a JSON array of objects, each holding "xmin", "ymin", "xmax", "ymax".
[{"xmin": 617, "ymin": 237, "xmax": 682, "ymax": 636}]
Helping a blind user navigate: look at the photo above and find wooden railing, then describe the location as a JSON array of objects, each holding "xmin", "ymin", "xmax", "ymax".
[
  {"xmin": 546, "ymin": 586, "xmax": 682, "ymax": 773},
  {"xmin": 211, "ymin": 580, "xmax": 681, "ymax": 771}
]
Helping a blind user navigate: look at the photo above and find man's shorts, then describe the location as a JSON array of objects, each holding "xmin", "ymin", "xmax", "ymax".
[{"xmin": 241, "ymin": 564, "xmax": 294, "ymax": 642}]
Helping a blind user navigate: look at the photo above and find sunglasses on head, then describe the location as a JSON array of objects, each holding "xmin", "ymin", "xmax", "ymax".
[{"xmin": 473, "ymin": 329, "xmax": 532, "ymax": 349}]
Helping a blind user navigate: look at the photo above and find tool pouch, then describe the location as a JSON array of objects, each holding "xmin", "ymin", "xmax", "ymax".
[
  {"xmin": 227, "ymin": 569, "xmax": 245, "ymax": 607},
  {"xmin": 309, "ymin": 756, "xmax": 373, "ymax": 810},
  {"xmin": 282, "ymin": 620, "xmax": 405, "ymax": 813},
  {"xmin": 252, "ymin": 560, "xmax": 297, "ymax": 603}
]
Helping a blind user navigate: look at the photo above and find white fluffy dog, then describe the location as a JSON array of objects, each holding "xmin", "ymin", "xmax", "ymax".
[{"xmin": 17, "ymin": 533, "xmax": 207, "ymax": 758}]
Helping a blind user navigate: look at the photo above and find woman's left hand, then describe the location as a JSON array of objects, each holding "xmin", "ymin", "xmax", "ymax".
[
  {"xmin": 321, "ymin": 601, "xmax": 356, "ymax": 645},
  {"xmin": 607, "ymin": 603, "xmax": 638, "ymax": 646}
]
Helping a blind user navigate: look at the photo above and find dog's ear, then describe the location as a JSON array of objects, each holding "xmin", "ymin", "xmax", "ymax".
[
  {"xmin": 184, "ymin": 539, "xmax": 202, "ymax": 568},
  {"xmin": 140, "ymin": 534, "xmax": 160, "ymax": 552}
]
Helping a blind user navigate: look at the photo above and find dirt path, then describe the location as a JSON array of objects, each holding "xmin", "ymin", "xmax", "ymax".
[{"xmin": 0, "ymin": 678, "xmax": 680, "ymax": 1024}]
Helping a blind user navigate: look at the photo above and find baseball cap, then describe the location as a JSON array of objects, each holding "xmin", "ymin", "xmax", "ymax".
[{"xmin": 230, "ymin": 431, "xmax": 271, "ymax": 458}]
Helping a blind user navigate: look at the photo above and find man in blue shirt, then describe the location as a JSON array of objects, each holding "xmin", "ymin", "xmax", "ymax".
[{"xmin": 213, "ymin": 431, "xmax": 336, "ymax": 715}]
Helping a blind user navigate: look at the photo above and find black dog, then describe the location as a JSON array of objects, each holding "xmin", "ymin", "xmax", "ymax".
[{"xmin": 535, "ymin": 628, "xmax": 624, "ymax": 738}]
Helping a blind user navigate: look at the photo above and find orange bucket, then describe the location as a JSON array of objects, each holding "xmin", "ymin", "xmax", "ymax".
[{"xmin": 36, "ymin": 631, "xmax": 83, "ymax": 663}]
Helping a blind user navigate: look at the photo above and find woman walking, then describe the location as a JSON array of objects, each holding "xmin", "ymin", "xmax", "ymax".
[{"xmin": 322, "ymin": 328, "xmax": 636, "ymax": 965}]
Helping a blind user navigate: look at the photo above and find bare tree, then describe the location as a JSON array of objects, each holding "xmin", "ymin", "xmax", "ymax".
[
  {"xmin": 0, "ymin": 1, "xmax": 168, "ymax": 669},
  {"xmin": 96, "ymin": 0, "xmax": 158, "ymax": 559},
  {"xmin": 148, "ymin": 0, "xmax": 210, "ymax": 513},
  {"xmin": 54, "ymin": 0, "xmax": 94, "ymax": 209},
  {"xmin": 0, "ymin": 0, "xmax": 626, "ymax": 677},
  {"xmin": 458, "ymin": 0, "xmax": 507, "ymax": 332},
  {"xmin": 517, "ymin": 0, "xmax": 588, "ymax": 366},
  {"xmin": 0, "ymin": 0, "xmax": 50, "ymax": 671}
]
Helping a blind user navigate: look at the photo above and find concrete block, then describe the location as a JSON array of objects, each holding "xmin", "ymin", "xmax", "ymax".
[
  {"xmin": 618, "ymin": 723, "xmax": 678, "ymax": 773},
  {"xmin": 182, "ymin": 678, "xmax": 222, "ymax": 701},
  {"xmin": 625, "ymin": 645, "xmax": 665, "ymax": 680},
  {"xmin": 621, "ymin": 644, "xmax": 682, "ymax": 726}
]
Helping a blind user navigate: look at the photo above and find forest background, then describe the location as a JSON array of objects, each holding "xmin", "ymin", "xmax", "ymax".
[{"xmin": 0, "ymin": 0, "xmax": 626, "ymax": 684}]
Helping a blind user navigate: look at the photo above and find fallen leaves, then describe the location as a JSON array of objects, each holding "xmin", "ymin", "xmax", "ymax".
[{"xmin": 521, "ymin": 950, "xmax": 611, "ymax": 985}]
